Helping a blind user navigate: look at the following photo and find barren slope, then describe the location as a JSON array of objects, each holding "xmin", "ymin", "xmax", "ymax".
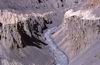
[{"xmin": 0, "ymin": 0, "xmax": 100, "ymax": 65}]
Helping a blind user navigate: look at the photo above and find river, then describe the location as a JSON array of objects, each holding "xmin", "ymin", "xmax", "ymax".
[{"xmin": 44, "ymin": 26, "xmax": 69, "ymax": 65}]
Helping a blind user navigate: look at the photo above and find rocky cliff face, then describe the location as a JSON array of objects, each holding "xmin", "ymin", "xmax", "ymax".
[
  {"xmin": 52, "ymin": 15, "xmax": 100, "ymax": 60},
  {"xmin": 52, "ymin": 0, "xmax": 100, "ymax": 61},
  {"xmin": 0, "ymin": 0, "xmax": 68, "ymax": 65},
  {"xmin": 1, "ymin": 0, "xmax": 100, "ymax": 65},
  {"xmin": 0, "ymin": 10, "xmax": 56, "ymax": 65}
]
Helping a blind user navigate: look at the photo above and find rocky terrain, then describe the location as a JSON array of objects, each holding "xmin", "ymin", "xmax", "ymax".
[{"xmin": 0, "ymin": 0, "xmax": 100, "ymax": 65}]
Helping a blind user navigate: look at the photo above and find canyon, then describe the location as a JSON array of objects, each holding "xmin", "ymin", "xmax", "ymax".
[{"xmin": 0, "ymin": 0, "xmax": 100, "ymax": 65}]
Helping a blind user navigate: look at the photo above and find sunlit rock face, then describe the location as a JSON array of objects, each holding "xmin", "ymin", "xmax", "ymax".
[
  {"xmin": 52, "ymin": 15, "xmax": 100, "ymax": 60},
  {"xmin": 0, "ymin": 0, "xmax": 69, "ymax": 65},
  {"xmin": 0, "ymin": 11, "xmax": 56, "ymax": 65},
  {"xmin": 51, "ymin": 0, "xmax": 100, "ymax": 61},
  {"xmin": 1, "ymin": 0, "xmax": 100, "ymax": 65}
]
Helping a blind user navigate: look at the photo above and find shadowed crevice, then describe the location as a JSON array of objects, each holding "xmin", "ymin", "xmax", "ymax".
[{"xmin": 17, "ymin": 21, "xmax": 47, "ymax": 49}]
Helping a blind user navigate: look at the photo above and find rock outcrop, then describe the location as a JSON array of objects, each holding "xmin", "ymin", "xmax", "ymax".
[
  {"xmin": 0, "ymin": 10, "xmax": 56, "ymax": 65},
  {"xmin": 1, "ymin": 0, "xmax": 100, "ymax": 65},
  {"xmin": 52, "ymin": 15, "xmax": 100, "ymax": 60}
]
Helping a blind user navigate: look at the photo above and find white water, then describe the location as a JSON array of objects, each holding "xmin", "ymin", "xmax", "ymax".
[{"xmin": 44, "ymin": 27, "xmax": 69, "ymax": 65}]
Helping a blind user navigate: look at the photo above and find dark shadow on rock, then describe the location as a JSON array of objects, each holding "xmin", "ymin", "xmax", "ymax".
[{"xmin": 17, "ymin": 21, "xmax": 47, "ymax": 49}]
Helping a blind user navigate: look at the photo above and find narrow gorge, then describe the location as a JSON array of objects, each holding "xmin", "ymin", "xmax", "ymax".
[{"xmin": 0, "ymin": 0, "xmax": 100, "ymax": 65}]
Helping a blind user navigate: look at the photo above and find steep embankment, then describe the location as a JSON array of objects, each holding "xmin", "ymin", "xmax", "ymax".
[
  {"xmin": 0, "ymin": 0, "xmax": 68, "ymax": 65},
  {"xmin": 1, "ymin": 0, "xmax": 100, "ymax": 65},
  {"xmin": 52, "ymin": 5, "xmax": 100, "ymax": 61},
  {"xmin": 0, "ymin": 0, "xmax": 71, "ymax": 65},
  {"xmin": 0, "ymin": 11, "xmax": 56, "ymax": 65}
]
